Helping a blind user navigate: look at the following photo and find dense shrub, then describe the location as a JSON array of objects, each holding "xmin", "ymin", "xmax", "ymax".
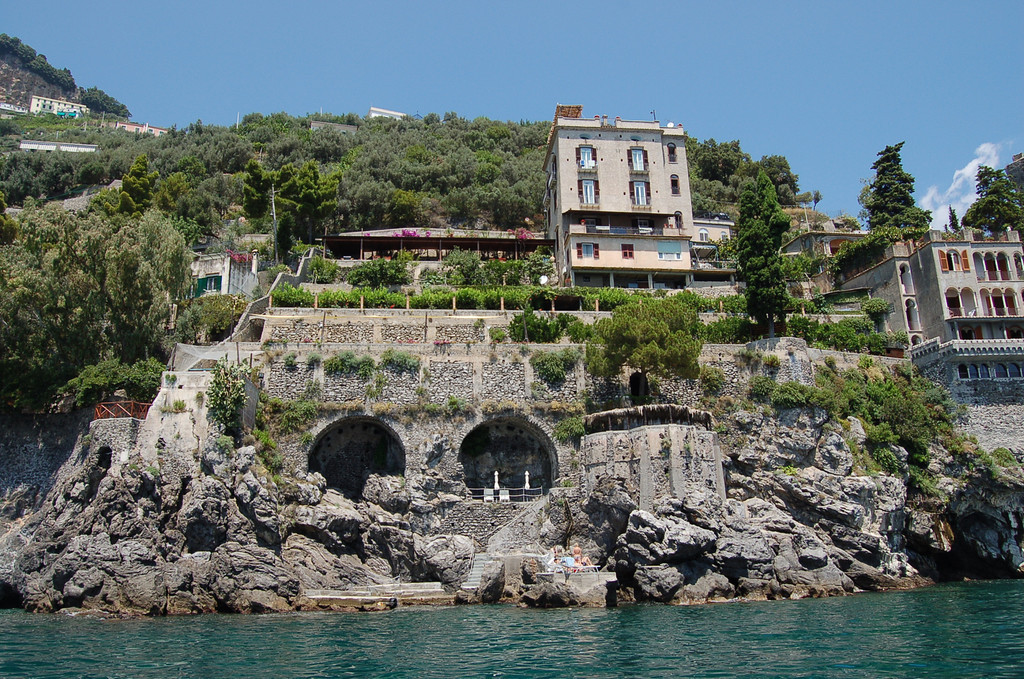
[
  {"xmin": 530, "ymin": 348, "xmax": 582, "ymax": 384},
  {"xmin": 748, "ymin": 375, "xmax": 776, "ymax": 402},
  {"xmin": 509, "ymin": 308, "xmax": 568, "ymax": 343},
  {"xmin": 379, "ymin": 349, "xmax": 420, "ymax": 374},
  {"xmin": 308, "ymin": 256, "xmax": 341, "ymax": 284},
  {"xmin": 323, "ymin": 351, "xmax": 376, "ymax": 378},
  {"xmin": 63, "ymin": 358, "xmax": 165, "ymax": 406},
  {"xmin": 699, "ymin": 366, "xmax": 726, "ymax": 394},
  {"xmin": 771, "ymin": 381, "xmax": 813, "ymax": 410},
  {"xmin": 565, "ymin": 319, "xmax": 593, "ymax": 343},
  {"xmin": 271, "ymin": 282, "xmax": 314, "ymax": 307},
  {"xmin": 553, "ymin": 415, "xmax": 586, "ymax": 443}
]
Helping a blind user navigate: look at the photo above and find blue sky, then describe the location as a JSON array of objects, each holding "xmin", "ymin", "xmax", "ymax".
[{"xmin": 5, "ymin": 0, "xmax": 1023, "ymax": 223}]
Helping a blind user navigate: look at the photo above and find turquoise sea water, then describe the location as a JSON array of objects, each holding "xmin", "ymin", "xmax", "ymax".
[{"xmin": 1, "ymin": 580, "xmax": 1022, "ymax": 678}]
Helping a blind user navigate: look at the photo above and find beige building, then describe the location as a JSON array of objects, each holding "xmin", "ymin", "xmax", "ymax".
[
  {"xmin": 839, "ymin": 230, "xmax": 1024, "ymax": 346},
  {"xmin": 115, "ymin": 121, "xmax": 168, "ymax": 137},
  {"xmin": 543, "ymin": 105, "xmax": 735, "ymax": 290},
  {"xmin": 29, "ymin": 95, "xmax": 89, "ymax": 117}
]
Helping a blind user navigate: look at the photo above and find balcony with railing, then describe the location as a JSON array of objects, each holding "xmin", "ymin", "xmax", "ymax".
[
  {"xmin": 582, "ymin": 224, "xmax": 664, "ymax": 236},
  {"xmin": 692, "ymin": 259, "xmax": 737, "ymax": 271}
]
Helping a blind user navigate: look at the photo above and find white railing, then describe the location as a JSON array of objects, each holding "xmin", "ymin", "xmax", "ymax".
[{"xmin": 467, "ymin": 487, "xmax": 543, "ymax": 503}]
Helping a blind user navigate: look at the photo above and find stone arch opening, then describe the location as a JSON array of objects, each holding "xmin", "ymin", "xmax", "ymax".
[
  {"xmin": 459, "ymin": 417, "xmax": 555, "ymax": 491},
  {"xmin": 629, "ymin": 372, "xmax": 650, "ymax": 400},
  {"xmin": 309, "ymin": 417, "xmax": 405, "ymax": 498}
]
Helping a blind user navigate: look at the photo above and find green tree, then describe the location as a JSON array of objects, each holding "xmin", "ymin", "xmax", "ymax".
[
  {"xmin": 585, "ymin": 297, "xmax": 702, "ymax": 382},
  {"xmin": 346, "ymin": 253, "xmax": 412, "ymax": 288},
  {"xmin": 242, "ymin": 158, "xmax": 272, "ymax": 219},
  {"xmin": 207, "ymin": 360, "xmax": 248, "ymax": 435},
  {"xmin": 0, "ymin": 190, "xmax": 17, "ymax": 244},
  {"xmin": 962, "ymin": 166, "xmax": 1024, "ymax": 236},
  {"xmin": 442, "ymin": 248, "xmax": 483, "ymax": 285},
  {"xmin": 863, "ymin": 143, "xmax": 930, "ymax": 237},
  {"xmin": 95, "ymin": 154, "xmax": 159, "ymax": 218},
  {"xmin": 78, "ymin": 86, "xmax": 130, "ymax": 118},
  {"xmin": 736, "ymin": 170, "xmax": 790, "ymax": 338},
  {"xmin": 947, "ymin": 205, "xmax": 959, "ymax": 232},
  {"xmin": 279, "ymin": 160, "xmax": 341, "ymax": 244},
  {"xmin": 0, "ymin": 205, "xmax": 190, "ymax": 407}
]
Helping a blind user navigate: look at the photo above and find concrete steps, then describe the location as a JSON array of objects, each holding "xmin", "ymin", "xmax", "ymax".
[
  {"xmin": 306, "ymin": 581, "xmax": 446, "ymax": 599},
  {"xmin": 461, "ymin": 553, "xmax": 501, "ymax": 590}
]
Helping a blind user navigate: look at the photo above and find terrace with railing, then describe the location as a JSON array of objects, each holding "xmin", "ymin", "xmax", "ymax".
[
  {"xmin": 93, "ymin": 401, "xmax": 151, "ymax": 421},
  {"xmin": 466, "ymin": 486, "xmax": 544, "ymax": 503}
]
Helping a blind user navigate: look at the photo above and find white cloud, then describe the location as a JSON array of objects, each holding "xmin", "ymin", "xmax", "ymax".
[{"xmin": 921, "ymin": 143, "xmax": 1001, "ymax": 229}]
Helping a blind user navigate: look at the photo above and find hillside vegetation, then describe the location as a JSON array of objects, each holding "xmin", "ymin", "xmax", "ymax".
[{"xmin": 0, "ymin": 34, "xmax": 129, "ymax": 117}]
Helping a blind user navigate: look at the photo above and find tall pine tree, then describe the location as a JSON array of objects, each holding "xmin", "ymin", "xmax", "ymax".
[
  {"xmin": 962, "ymin": 166, "xmax": 1024, "ymax": 236},
  {"xmin": 863, "ymin": 142, "xmax": 930, "ymax": 237},
  {"xmin": 737, "ymin": 170, "xmax": 790, "ymax": 338}
]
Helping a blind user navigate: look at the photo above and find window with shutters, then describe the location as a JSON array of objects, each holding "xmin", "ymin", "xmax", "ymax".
[
  {"xmin": 667, "ymin": 143, "xmax": 677, "ymax": 163},
  {"xmin": 580, "ymin": 179, "xmax": 597, "ymax": 205},
  {"xmin": 631, "ymin": 181, "xmax": 650, "ymax": 206},
  {"xmin": 577, "ymin": 242, "xmax": 599, "ymax": 259},
  {"xmin": 621, "ymin": 243, "xmax": 634, "ymax": 259},
  {"xmin": 577, "ymin": 146, "xmax": 596, "ymax": 169},
  {"xmin": 629, "ymin": 147, "xmax": 648, "ymax": 172},
  {"xmin": 657, "ymin": 241, "xmax": 681, "ymax": 260},
  {"xmin": 670, "ymin": 175, "xmax": 680, "ymax": 195}
]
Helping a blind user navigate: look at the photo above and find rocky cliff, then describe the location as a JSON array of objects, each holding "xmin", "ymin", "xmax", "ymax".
[{"xmin": 0, "ymin": 399, "xmax": 1021, "ymax": 614}]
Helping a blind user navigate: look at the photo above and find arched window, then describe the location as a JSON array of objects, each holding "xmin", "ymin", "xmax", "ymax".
[
  {"xmin": 911, "ymin": 335, "xmax": 922, "ymax": 345},
  {"xmin": 979, "ymin": 364, "xmax": 990, "ymax": 378},
  {"xmin": 958, "ymin": 364, "xmax": 969, "ymax": 379},
  {"xmin": 960, "ymin": 326, "xmax": 976, "ymax": 340},
  {"xmin": 995, "ymin": 364, "xmax": 1009, "ymax": 378},
  {"xmin": 968, "ymin": 364, "xmax": 979, "ymax": 379},
  {"xmin": 905, "ymin": 299, "xmax": 920, "ymax": 331},
  {"xmin": 997, "ymin": 253, "xmax": 1011, "ymax": 280},
  {"xmin": 720, "ymin": 231, "xmax": 729, "ymax": 241},
  {"xmin": 1008, "ymin": 326, "xmax": 1024, "ymax": 340},
  {"xmin": 670, "ymin": 174, "xmax": 680, "ymax": 195},
  {"xmin": 674, "ymin": 211, "xmax": 682, "ymax": 229},
  {"xmin": 1014, "ymin": 254, "xmax": 1024, "ymax": 280},
  {"xmin": 948, "ymin": 250, "xmax": 961, "ymax": 271},
  {"xmin": 1010, "ymin": 364, "xmax": 1023, "ymax": 378},
  {"xmin": 698, "ymin": 228, "xmax": 709, "ymax": 242},
  {"xmin": 945, "ymin": 288, "xmax": 962, "ymax": 316},
  {"xmin": 1004, "ymin": 291, "xmax": 1018, "ymax": 316},
  {"xmin": 899, "ymin": 264, "xmax": 915, "ymax": 294},
  {"xmin": 667, "ymin": 143, "xmax": 677, "ymax": 163},
  {"xmin": 974, "ymin": 253, "xmax": 986, "ymax": 280}
]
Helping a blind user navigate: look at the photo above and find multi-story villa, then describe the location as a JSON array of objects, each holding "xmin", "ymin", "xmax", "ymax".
[
  {"xmin": 839, "ymin": 230, "xmax": 1024, "ymax": 346},
  {"xmin": 543, "ymin": 105, "xmax": 735, "ymax": 290},
  {"xmin": 29, "ymin": 95, "xmax": 88, "ymax": 117}
]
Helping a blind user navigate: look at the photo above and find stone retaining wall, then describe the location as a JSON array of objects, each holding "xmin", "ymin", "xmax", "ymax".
[
  {"xmin": 427, "ymin": 361, "xmax": 474, "ymax": 404},
  {"xmin": 434, "ymin": 501, "xmax": 526, "ymax": 545},
  {"xmin": 482, "ymin": 362, "xmax": 526, "ymax": 401}
]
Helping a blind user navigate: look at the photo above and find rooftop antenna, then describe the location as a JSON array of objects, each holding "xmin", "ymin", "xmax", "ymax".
[{"xmin": 650, "ymin": 109, "xmax": 656, "ymax": 120}]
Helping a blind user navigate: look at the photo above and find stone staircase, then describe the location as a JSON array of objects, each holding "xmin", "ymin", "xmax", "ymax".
[{"xmin": 461, "ymin": 553, "xmax": 502, "ymax": 591}]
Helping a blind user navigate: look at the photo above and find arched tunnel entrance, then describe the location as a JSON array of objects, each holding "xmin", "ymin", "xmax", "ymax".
[
  {"xmin": 309, "ymin": 417, "xmax": 405, "ymax": 498},
  {"xmin": 459, "ymin": 417, "xmax": 555, "ymax": 491}
]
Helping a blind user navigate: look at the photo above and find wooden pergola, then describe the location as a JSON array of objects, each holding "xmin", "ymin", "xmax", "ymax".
[{"xmin": 321, "ymin": 234, "xmax": 555, "ymax": 262}]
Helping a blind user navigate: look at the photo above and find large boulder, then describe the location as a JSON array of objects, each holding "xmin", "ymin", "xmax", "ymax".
[
  {"xmin": 207, "ymin": 542, "xmax": 299, "ymax": 613},
  {"xmin": 520, "ymin": 580, "xmax": 579, "ymax": 608}
]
